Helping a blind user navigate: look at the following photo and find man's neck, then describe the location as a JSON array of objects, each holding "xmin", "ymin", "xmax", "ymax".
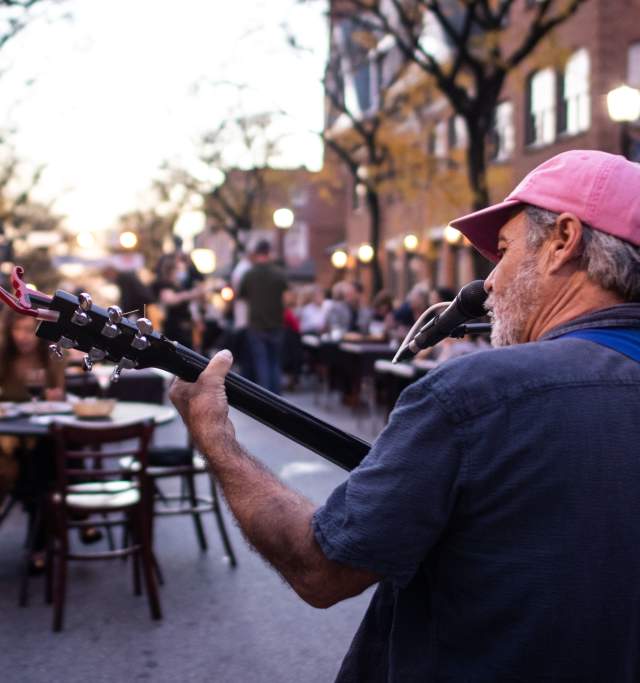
[{"xmin": 527, "ymin": 274, "xmax": 624, "ymax": 342}]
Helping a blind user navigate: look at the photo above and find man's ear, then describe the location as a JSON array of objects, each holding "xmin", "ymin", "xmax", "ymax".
[{"xmin": 544, "ymin": 212, "xmax": 584, "ymax": 274}]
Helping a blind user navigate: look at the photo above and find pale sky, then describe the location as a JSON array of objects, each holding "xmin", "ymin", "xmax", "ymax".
[{"xmin": 0, "ymin": 0, "xmax": 327, "ymax": 233}]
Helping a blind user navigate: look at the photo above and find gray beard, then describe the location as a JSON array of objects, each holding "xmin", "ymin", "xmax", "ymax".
[{"xmin": 485, "ymin": 256, "xmax": 541, "ymax": 347}]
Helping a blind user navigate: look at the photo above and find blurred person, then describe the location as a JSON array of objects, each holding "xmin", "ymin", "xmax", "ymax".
[
  {"xmin": 154, "ymin": 254, "xmax": 212, "ymax": 349},
  {"xmin": 171, "ymin": 149, "xmax": 640, "ymax": 682},
  {"xmin": 297, "ymin": 285, "xmax": 328, "ymax": 336},
  {"xmin": 238, "ymin": 239, "xmax": 288, "ymax": 394},
  {"xmin": 0, "ymin": 309, "xmax": 73, "ymax": 572},
  {"xmin": 229, "ymin": 245, "xmax": 255, "ymax": 380},
  {"xmin": 390, "ymin": 283, "xmax": 431, "ymax": 340},
  {"xmin": 282, "ymin": 289, "xmax": 303, "ymax": 391},
  {"xmin": 101, "ymin": 260, "xmax": 155, "ymax": 319},
  {"xmin": 325, "ymin": 281, "xmax": 371, "ymax": 337},
  {"xmin": 369, "ymin": 290, "xmax": 394, "ymax": 337}
]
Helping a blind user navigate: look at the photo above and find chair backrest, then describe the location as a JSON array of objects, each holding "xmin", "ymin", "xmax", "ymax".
[{"xmin": 49, "ymin": 419, "xmax": 155, "ymax": 495}]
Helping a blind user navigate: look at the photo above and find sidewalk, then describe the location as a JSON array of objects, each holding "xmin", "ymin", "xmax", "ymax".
[{"xmin": 0, "ymin": 385, "xmax": 383, "ymax": 683}]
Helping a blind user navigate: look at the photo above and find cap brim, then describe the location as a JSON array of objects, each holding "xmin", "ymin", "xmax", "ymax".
[{"xmin": 450, "ymin": 199, "xmax": 523, "ymax": 263}]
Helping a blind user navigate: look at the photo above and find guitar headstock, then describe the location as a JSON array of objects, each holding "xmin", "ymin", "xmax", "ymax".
[
  {"xmin": 0, "ymin": 266, "xmax": 205, "ymax": 382},
  {"xmin": 36, "ymin": 288, "xmax": 190, "ymax": 381}
]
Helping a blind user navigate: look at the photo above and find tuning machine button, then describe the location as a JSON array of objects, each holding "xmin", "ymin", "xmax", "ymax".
[
  {"xmin": 48, "ymin": 336, "xmax": 75, "ymax": 360},
  {"xmin": 71, "ymin": 292, "xmax": 93, "ymax": 327},
  {"xmin": 110, "ymin": 357, "xmax": 137, "ymax": 383},
  {"xmin": 82, "ymin": 347, "xmax": 107, "ymax": 372},
  {"xmin": 131, "ymin": 317, "xmax": 153, "ymax": 351},
  {"xmin": 101, "ymin": 306, "xmax": 123, "ymax": 339}
]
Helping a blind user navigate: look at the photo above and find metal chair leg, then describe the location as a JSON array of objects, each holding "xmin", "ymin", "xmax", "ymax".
[
  {"xmin": 209, "ymin": 478, "xmax": 237, "ymax": 567},
  {"xmin": 184, "ymin": 473, "xmax": 208, "ymax": 551}
]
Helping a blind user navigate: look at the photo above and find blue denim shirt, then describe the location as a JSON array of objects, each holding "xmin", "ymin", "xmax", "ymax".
[{"xmin": 313, "ymin": 304, "xmax": 640, "ymax": 682}]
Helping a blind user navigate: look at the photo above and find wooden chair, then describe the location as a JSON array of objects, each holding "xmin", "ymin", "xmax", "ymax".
[{"xmin": 46, "ymin": 419, "xmax": 161, "ymax": 632}]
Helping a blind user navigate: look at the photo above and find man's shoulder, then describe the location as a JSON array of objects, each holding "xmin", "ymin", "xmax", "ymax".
[{"xmin": 413, "ymin": 337, "xmax": 639, "ymax": 423}]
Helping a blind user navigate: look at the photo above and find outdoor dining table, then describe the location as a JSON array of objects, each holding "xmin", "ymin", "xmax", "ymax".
[
  {"xmin": 336, "ymin": 340, "xmax": 397, "ymax": 409},
  {"xmin": 373, "ymin": 358, "xmax": 437, "ymax": 418},
  {"xmin": 0, "ymin": 400, "xmax": 177, "ymax": 438}
]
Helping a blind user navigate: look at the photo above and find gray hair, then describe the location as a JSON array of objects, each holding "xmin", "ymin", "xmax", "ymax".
[{"xmin": 523, "ymin": 205, "xmax": 640, "ymax": 302}]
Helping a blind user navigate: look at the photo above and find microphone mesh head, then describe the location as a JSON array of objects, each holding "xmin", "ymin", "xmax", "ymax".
[{"xmin": 458, "ymin": 280, "xmax": 488, "ymax": 318}]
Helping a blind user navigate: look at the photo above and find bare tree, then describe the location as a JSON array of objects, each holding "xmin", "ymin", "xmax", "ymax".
[
  {"xmin": 0, "ymin": 0, "xmax": 58, "ymax": 51},
  {"xmin": 328, "ymin": 0, "xmax": 588, "ymax": 211},
  {"xmin": 321, "ymin": 15, "xmax": 416, "ymax": 293},
  {"xmin": 160, "ymin": 112, "xmax": 298, "ymax": 264}
]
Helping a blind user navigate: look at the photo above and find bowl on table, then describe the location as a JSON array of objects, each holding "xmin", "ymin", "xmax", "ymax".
[{"xmin": 71, "ymin": 398, "xmax": 116, "ymax": 419}]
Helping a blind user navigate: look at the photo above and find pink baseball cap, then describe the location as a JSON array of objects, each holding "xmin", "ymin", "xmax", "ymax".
[{"xmin": 449, "ymin": 150, "xmax": 640, "ymax": 263}]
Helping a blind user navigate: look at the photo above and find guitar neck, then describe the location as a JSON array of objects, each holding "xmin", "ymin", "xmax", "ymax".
[
  {"xmin": 33, "ymin": 290, "xmax": 370, "ymax": 471},
  {"xmin": 163, "ymin": 343, "xmax": 371, "ymax": 472}
]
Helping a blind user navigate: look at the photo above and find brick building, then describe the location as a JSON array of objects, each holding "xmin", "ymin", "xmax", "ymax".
[
  {"xmin": 199, "ymin": 167, "xmax": 346, "ymax": 289},
  {"xmin": 324, "ymin": 0, "xmax": 640, "ymax": 300}
]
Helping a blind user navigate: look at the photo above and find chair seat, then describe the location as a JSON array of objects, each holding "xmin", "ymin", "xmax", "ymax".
[
  {"xmin": 65, "ymin": 481, "xmax": 140, "ymax": 509},
  {"xmin": 120, "ymin": 454, "xmax": 206, "ymax": 475}
]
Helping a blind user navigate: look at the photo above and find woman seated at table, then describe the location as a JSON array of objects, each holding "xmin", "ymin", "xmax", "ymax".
[{"xmin": 0, "ymin": 309, "xmax": 100, "ymax": 572}]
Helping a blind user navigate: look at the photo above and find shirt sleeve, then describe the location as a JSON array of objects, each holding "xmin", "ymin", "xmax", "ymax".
[{"xmin": 313, "ymin": 377, "xmax": 467, "ymax": 588}]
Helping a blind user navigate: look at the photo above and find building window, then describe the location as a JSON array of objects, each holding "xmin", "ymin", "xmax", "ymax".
[
  {"xmin": 563, "ymin": 48, "xmax": 590, "ymax": 135},
  {"xmin": 430, "ymin": 120, "xmax": 448, "ymax": 157},
  {"xmin": 448, "ymin": 115, "xmax": 467, "ymax": 150},
  {"xmin": 526, "ymin": 67, "xmax": 556, "ymax": 145},
  {"xmin": 490, "ymin": 101, "xmax": 515, "ymax": 161}
]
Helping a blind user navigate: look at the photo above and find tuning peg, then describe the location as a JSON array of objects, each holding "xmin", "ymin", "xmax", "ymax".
[
  {"xmin": 101, "ymin": 306, "xmax": 123, "ymax": 339},
  {"xmin": 82, "ymin": 347, "xmax": 107, "ymax": 372},
  {"xmin": 110, "ymin": 356, "xmax": 137, "ymax": 383},
  {"xmin": 78, "ymin": 293, "xmax": 92, "ymax": 311},
  {"xmin": 71, "ymin": 292, "xmax": 93, "ymax": 327},
  {"xmin": 131, "ymin": 317, "xmax": 153, "ymax": 351},
  {"xmin": 48, "ymin": 336, "xmax": 75, "ymax": 360}
]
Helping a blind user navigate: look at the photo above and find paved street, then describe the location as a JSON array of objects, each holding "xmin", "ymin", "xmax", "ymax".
[{"xmin": 0, "ymin": 384, "xmax": 383, "ymax": 683}]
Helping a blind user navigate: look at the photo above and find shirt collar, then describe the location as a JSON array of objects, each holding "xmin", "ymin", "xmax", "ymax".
[{"xmin": 541, "ymin": 303, "xmax": 640, "ymax": 341}]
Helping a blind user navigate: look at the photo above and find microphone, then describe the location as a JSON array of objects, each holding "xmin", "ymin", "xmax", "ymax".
[{"xmin": 392, "ymin": 280, "xmax": 488, "ymax": 363}]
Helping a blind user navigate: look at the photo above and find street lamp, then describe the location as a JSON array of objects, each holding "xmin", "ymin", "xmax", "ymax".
[
  {"xmin": 607, "ymin": 84, "xmax": 640, "ymax": 160},
  {"xmin": 403, "ymin": 234, "xmax": 419, "ymax": 252},
  {"xmin": 357, "ymin": 243, "xmax": 374, "ymax": 263},
  {"xmin": 273, "ymin": 208, "xmax": 294, "ymax": 264},
  {"xmin": 444, "ymin": 224, "xmax": 462, "ymax": 245},
  {"xmin": 119, "ymin": 231, "xmax": 138, "ymax": 249},
  {"xmin": 191, "ymin": 248, "xmax": 216, "ymax": 275},
  {"xmin": 273, "ymin": 208, "xmax": 294, "ymax": 229},
  {"xmin": 331, "ymin": 249, "xmax": 348, "ymax": 269}
]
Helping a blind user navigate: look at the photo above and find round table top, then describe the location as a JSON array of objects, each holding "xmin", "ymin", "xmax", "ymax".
[{"xmin": 0, "ymin": 401, "xmax": 177, "ymax": 437}]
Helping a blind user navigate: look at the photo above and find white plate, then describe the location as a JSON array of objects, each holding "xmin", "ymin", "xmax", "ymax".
[
  {"xmin": 19, "ymin": 401, "xmax": 73, "ymax": 416},
  {"xmin": 0, "ymin": 402, "xmax": 22, "ymax": 419}
]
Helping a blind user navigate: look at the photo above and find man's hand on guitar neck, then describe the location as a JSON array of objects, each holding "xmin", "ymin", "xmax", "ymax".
[{"xmin": 169, "ymin": 351, "xmax": 379, "ymax": 608}]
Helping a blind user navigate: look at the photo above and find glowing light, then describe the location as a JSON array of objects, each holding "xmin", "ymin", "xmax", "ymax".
[
  {"xmin": 76, "ymin": 232, "xmax": 95, "ymax": 249},
  {"xmin": 331, "ymin": 249, "xmax": 348, "ymax": 269},
  {"xmin": 191, "ymin": 248, "xmax": 216, "ymax": 274},
  {"xmin": 444, "ymin": 225, "xmax": 462, "ymax": 244},
  {"xmin": 607, "ymin": 84, "xmax": 640, "ymax": 122},
  {"xmin": 273, "ymin": 207, "xmax": 294, "ymax": 229},
  {"xmin": 357, "ymin": 244, "xmax": 374, "ymax": 263},
  {"xmin": 119, "ymin": 231, "xmax": 138, "ymax": 249},
  {"xmin": 174, "ymin": 211, "xmax": 206, "ymax": 239},
  {"xmin": 403, "ymin": 234, "xmax": 419, "ymax": 251},
  {"xmin": 220, "ymin": 286, "xmax": 234, "ymax": 302}
]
